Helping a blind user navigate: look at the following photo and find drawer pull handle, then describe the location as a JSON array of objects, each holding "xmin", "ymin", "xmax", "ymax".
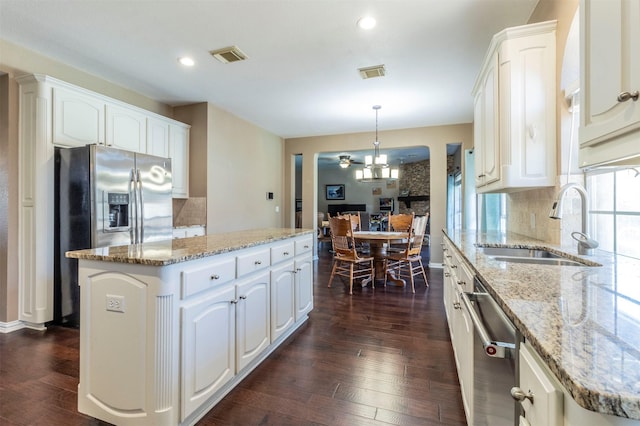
[
  {"xmin": 444, "ymin": 272, "xmax": 451, "ymax": 277},
  {"xmin": 617, "ymin": 91, "xmax": 639, "ymax": 102},
  {"xmin": 239, "ymin": 295, "xmax": 247, "ymax": 300},
  {"xmin": 446, "ymin": 255, "xmax": 452, "ymax": 259},
  {"xmin": 254, "ymin": 260, "xmax": 262, "ymax": 265},
  {"xmin": 451, "ymin": 265, "xmax": 457, "ymax": 269},
  {"xmin": 453, "ymin": 302, "xmax": 461, "ymax": 310},
  {"xmin": 283, "ymin": 251, "xmax": 290, "ymax": 256},
  {"xmin": 510, "ymin": 387, "xmax": 534, "ymax": 404},
  {"xmin": 210, "ymin": 274, "xmax": 220, "ymax": 280},
  {"xmin": 304, "ymin": 245, "xmax": 309, "ymax": 249},
  {"xmin": 230, "ymin": 299, "xmax": 238, "ymax": 304},
  {"xmin": 457, "ymin": 280, "xmax": 466, "ymax": 286}
]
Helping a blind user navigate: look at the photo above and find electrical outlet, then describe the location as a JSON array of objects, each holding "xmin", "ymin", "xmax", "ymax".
[{"xmin": 106, "ymin": 295, "xmax": 125, "ymax": 313}]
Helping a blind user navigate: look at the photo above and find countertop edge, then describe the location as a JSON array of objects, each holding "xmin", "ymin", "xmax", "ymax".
[{"xmin": 66, "ymin": 228, "xmax": 315, "ymax": 266}]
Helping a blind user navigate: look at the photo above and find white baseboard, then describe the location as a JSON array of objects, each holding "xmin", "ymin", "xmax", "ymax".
[{"xmin": 0, "ymin": 320, "xmax": 25, "ymax": 333}]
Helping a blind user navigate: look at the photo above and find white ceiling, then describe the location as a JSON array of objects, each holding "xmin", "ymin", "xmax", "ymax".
[{"xmin": 0, "ymin": 0, "xmax": 538, "ymax": 140}]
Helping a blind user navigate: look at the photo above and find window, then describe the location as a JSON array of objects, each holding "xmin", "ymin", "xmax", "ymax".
[
  {"xmin": 587, "ymin": 168, "xmax": 640, "ymax": 259},
  {"xmin": 477, "ymin": 193, "xmax": 506, "ymax": 233}
]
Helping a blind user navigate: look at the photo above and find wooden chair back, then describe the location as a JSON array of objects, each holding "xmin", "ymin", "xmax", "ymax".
[
  {"xmin": 408, "ymin": 214, "xmax": 429, "ymax": 256},
  {"xmin": 329, "ymin": 216, "xmax": 359, "ymax": 260},
  {"xmin": 389, "ymin": 213, "xmax": 414, "ymax": 233}
]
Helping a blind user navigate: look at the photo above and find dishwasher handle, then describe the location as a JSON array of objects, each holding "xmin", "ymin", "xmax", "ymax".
[{"xmin": 461, "ymin": 291, "xmax": 516, "ymax": 359}]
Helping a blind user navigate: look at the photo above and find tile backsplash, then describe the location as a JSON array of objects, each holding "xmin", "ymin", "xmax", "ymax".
[{"xmin": 173, "ymin": 197, "xmax": 206, "ymax": 227}]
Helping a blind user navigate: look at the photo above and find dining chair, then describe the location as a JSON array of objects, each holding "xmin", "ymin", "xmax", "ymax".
[
  {"xmin": 327, "ymin": 216, "xmax": 375, "ymax": 295},
  {"xmin": 385, "ymin": 213, "xmax": 429, "ymax": 293},
  {"xmin": 387, "ymin": 212, "xmax": 415, "ymax": 252}
]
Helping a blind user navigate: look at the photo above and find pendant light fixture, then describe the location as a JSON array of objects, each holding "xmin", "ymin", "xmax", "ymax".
[{"xmin": 356, "ymin": 105, "xmax": 399, "ymax": 181}]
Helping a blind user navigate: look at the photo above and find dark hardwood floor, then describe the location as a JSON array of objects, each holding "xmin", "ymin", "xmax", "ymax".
[{"xmin": 0, "ymin": 244, "xmax": 466, "ymax": 426}]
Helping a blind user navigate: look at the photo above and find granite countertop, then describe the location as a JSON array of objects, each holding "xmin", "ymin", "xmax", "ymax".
[
  {"xmin": 444, "ymin": 228, "xmax": 640, "ymax": 420},
  {"xmin": 66, "ymin": 228, "xmax": 314, "ymax": 266}
]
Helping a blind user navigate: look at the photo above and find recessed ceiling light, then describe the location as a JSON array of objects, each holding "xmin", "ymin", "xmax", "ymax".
[
  {"xmin": 357, "ymin": 16, "xmax": 376, "ymax": 30},
  {"xmin": 178, "ymin": 57, "xmax": 195, "ymax": 67}
]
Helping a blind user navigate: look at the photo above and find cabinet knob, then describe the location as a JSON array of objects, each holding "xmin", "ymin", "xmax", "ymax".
[
  {"xmin": 210, "ymin": 274, "xmax": 220, "ymax": 280},
  {"xmin": 617, "ymin": 91, "xmax": 639, "ymax": 102},
  {"xmin": 239, "ymin": 295, "xmax": 247, "ymax": 300},
  {"xmin": 510, "ymin": 387, "xmax": 534, "ymax": 403},
  {"xmin": 453, "ymin": 302, "xmax": 462, "ymax": 310},
  {"xmin": 230, "ymin": 299, "xmax": 238, "ymax": 304}
]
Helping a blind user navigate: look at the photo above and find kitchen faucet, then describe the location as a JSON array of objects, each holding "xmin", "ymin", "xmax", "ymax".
[{"xmin": 548, "ymin": 182, "xmax": 599, "ymax": 255}]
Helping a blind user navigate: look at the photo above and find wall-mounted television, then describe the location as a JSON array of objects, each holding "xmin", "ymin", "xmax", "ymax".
[{"xmin": 379, "ymin": 197, "xmax": 394, "ymax": 211}]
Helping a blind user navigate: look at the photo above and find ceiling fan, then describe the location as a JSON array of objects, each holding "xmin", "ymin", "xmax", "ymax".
[{"xmin": 338, "ymin": 155, "xmax": 363, "ymax": 168}]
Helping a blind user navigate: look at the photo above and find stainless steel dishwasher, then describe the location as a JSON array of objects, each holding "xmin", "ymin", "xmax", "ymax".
[{"xmin": 461, "ymin": 278, "xmax": 519, "ymax": 426}]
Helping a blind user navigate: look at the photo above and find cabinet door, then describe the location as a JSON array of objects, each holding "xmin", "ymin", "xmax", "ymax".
[
  {"xmin": 147, "ymin": 117, "xmax": 170, "ymax": 158},
  {"xmin": 458, "ymin": 299, "xmax": 474, "ymax": 425},
  {"xmin": 181, "ymin": 285, "xmax": 235, "ymax": 420},
  {"xmin": 294, "ymin": 254, "xmax": 313, "ymax": 322},
  {"xmin": 169, "ymin": 124, "xmax": 189, "ymax": 198},
  {"xmin": 270, "ymin": 261, "xmax": 296, "ymax": 342},
  {"xmin": 482, "ymin": 58, "xmax": 500, "ymax": 186},
  {"xmin": 236, "ymin": 271, "xmax": 270, "ymax": 372},
  {"xmin": 580, "ymin": 0, "xmax": 640, "ymax": 149},
  {"xmin": 106, "ymin": 104, "xmax": 147, "ymax": 152},
  {"xmin": 53, "ymin": 86, "xmax": 105, "ymax": 147},
  {"xmin": 518, "ymin": 342, "xmax": 563, "ymax": 426}
]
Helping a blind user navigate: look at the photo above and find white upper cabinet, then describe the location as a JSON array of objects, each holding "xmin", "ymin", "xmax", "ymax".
[
  {"xmin": 53, "ymin": 86, "xmax": 105, "ymax": 147},
  {"xmin": 147, "ymin": 117, "xmax": 170, "ymax": 158},
  {"xmin": 473, "ymin": 21, "xmax": 557, "ymax": 193},
  {"xmin": 106, "ymin": 104, "xmax": 147, "ymax": 152},
  {"xmin": 579, "ymin": 0, "xmax": 640, "ymax": 167},
  {"xmin": 169, "ymin": 123, "xmax": 189, "ymax": 198}
]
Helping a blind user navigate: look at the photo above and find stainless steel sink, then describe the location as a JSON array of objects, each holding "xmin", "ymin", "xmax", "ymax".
[
  {"xmin": 479, "ymin": 247, "xmax": 563, "ymax": 258},
  {"xmin": 478, "ymin": 246, "xmax": 599, "ymax": 267}
]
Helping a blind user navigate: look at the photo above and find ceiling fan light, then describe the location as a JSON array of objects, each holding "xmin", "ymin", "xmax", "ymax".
[{"xmin": 339, "ymin": 162, "xmax": 349, "ymax": 168}]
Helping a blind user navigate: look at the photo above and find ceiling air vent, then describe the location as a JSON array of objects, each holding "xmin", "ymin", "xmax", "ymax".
[
  {"xmin": 358, "ymin": 64, "xmax": 386, "ymax": 79},
  {"xmin": 209, "ymin": 46, "xmax": 248, "ymax": 64}
]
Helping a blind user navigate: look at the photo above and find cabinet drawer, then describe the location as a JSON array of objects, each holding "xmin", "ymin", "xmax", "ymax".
[
  {"xmin": 181, "ymin": 256, "xmax": 236, "ymax": 299},
  {"xmin": 236, "ymin": 247, "xmax": 270, "ymax": 278},
  {"xmin": 271, "ymin": 241, "xmax": 295, "ymax": 265},
  {"xmin": 294, "ymin": 237, "xmax": 313, "ymax": 256}
]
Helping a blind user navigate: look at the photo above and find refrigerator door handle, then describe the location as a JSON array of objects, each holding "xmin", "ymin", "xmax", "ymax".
[
  {"xmin": 137, "ymin": 169, "xmax": 145, "ymax": 243},
  {"xmin": 129, "ymin": 168, "xmax": 137, "ymax": 244}
]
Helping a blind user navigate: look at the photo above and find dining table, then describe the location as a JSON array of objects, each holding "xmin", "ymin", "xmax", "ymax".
[{"xmin": 352, "ymin": 231, "xmax": 410, "ymax": 287}]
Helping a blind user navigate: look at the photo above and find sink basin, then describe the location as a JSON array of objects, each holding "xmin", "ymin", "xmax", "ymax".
[
  {"xmin": 479, "ymin": 247, "xmax": 564, "ymax": 259},
  {"xmin": 478, "ymin": 246, "xmax": 598, "ymax": 267}
]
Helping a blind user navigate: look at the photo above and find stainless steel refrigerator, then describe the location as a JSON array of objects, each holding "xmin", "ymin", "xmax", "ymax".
[{"xmin": 54, "ymin": 144, "xmax": 173, "ymax": 327}]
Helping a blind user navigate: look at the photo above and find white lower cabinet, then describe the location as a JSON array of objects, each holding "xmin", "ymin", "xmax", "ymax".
[
  {"xmin": 235, "ymin": 270, "xmax": 270, "ymax": 372},
  {"xmin": 181, "ymin": 284, "xmax": 236, "ymax": 421},
  {"xmin": 270, "ymin": 260, "xmax": 296, "ymax": 342},
  {"xmin": 442, "ymin": 236, "xmax": 474, "ymax": 425},
  {"xmin": 294, "ymin": 254, "xmax": 313, "ymax": 321}
]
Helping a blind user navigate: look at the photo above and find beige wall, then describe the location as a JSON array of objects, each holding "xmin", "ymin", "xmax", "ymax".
[
  {"xmin": 285, "ymin": 124, "xmax": 473, "ymax": 264},
  {"xmin": 505, "ymin": 0, "xmax": 580, "ymax": 244},
  {"xmin": 206, "ymin": 103, "xmax": 285, "ymax": 233},
  {"xmin": 0, "ymin": 74, "xmax": 19, "ymax": 323}
]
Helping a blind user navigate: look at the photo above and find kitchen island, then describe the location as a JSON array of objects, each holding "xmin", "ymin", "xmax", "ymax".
[
  {"xmin": 444, "ymin": 228, "xmax": 640, "ymax": 425},
  {"xmin": 66, "ymin": 228, "xmax": 314, "ymax": 426}
]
